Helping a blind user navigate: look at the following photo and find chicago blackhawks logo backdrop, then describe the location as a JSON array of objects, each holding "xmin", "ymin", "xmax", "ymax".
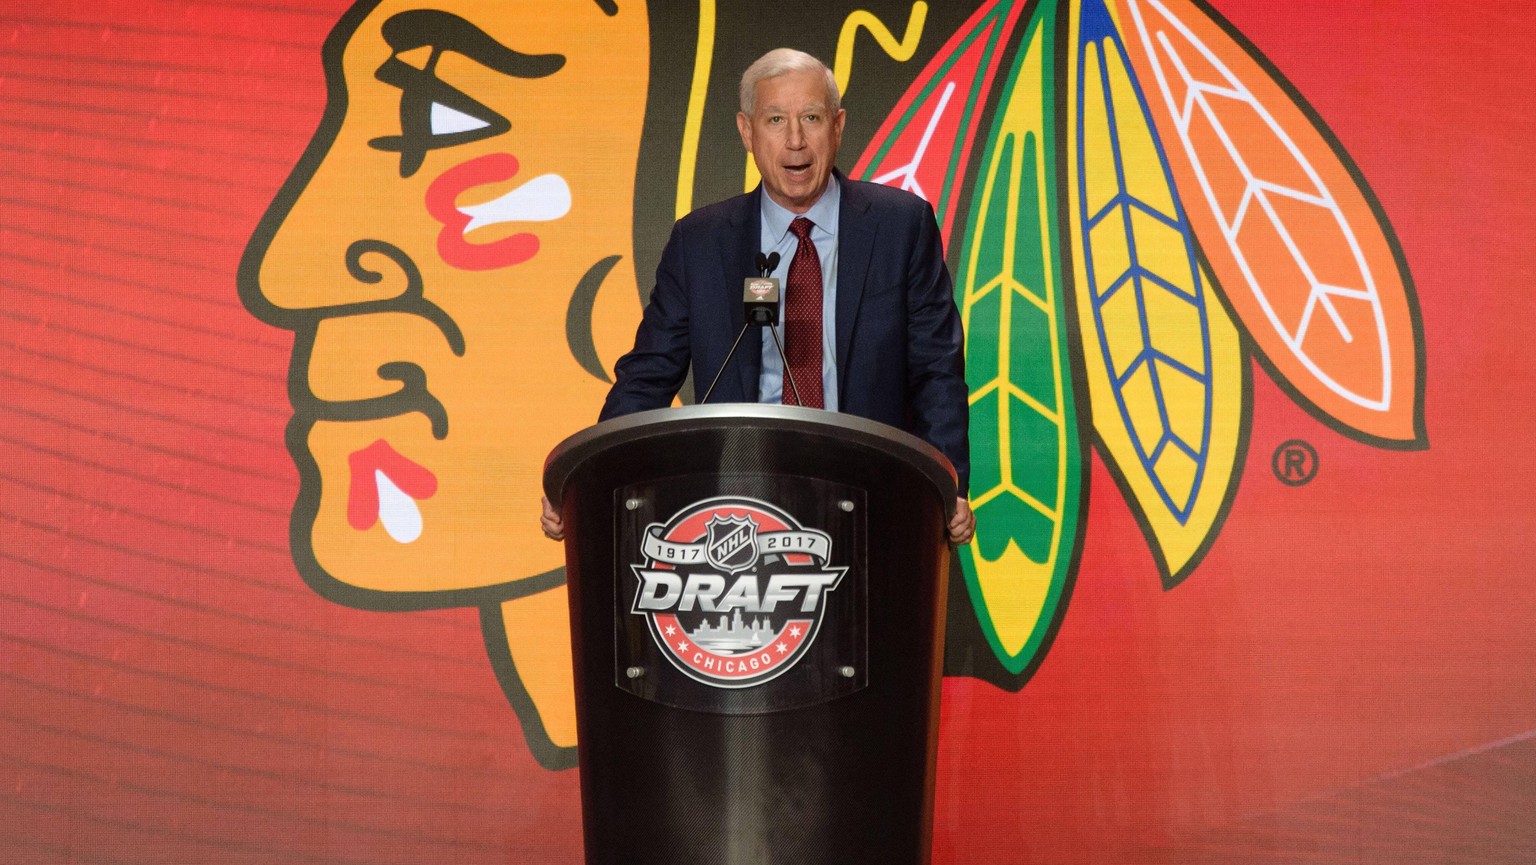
[{"xmin": 5, "ymin": 0, "xmax": 1535, "ymax": 862}]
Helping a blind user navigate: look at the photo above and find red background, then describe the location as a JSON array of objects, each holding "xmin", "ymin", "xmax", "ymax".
[{"xmin": 3, "ymin": 1, "xmax": 1534, "ymax": 862}]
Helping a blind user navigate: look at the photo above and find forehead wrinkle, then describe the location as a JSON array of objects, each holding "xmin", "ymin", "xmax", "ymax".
[{"xmin": 757, "ymin": 100, "xmax": 828, "ymax": 115}]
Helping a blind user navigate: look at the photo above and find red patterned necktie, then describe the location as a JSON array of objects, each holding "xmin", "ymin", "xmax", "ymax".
[{"xmin": 782, "ymin": 217, "xmax": 825, "ymax": 409}]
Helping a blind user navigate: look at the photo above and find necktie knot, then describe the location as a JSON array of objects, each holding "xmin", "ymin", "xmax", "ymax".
[{"xmin": 789, "ymin": 217, "xmax": 814, "ymax": 241}]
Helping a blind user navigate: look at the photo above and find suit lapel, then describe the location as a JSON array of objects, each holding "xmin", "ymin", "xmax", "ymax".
[
  {"xmin": 836, "ymin": 175, "xmax": 875, "ymax": 396},
  {"xmin": 718, "ymin": 188, "xmax": 764, "ymax": 401}
]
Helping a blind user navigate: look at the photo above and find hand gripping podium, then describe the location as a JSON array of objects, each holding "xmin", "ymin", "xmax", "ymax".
[{"xmin": 543, "ymin": 404, "xmax": 956, "ymax": 865}]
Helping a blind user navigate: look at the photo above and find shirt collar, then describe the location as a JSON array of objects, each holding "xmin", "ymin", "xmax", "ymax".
[{"xmin": 760, "ymin": 174, "xmax": 841, "ymax": 242}]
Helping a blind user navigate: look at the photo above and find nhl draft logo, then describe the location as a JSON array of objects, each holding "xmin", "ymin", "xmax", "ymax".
[{"xmin": 631, "ymin": 497, "xmax": 847, "ymax": 688}]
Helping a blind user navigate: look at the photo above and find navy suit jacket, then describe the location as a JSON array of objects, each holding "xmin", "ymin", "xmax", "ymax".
[{"xmin": 601, "ymin": 174, "xmax": 969, "ymax": 493}]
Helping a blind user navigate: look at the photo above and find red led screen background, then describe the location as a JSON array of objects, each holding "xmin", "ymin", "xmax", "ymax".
[{"xmin": 2, "ymin": 1, "xmax": 1534, "ymax": 862}]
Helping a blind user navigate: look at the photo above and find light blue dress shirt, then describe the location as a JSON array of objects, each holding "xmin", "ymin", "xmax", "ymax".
[{"xmin": 757, "ymin": 177, "xmax": 840, "ymax": 410}]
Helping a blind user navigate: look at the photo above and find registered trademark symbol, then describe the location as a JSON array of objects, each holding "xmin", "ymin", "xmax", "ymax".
[{"xmin": 1272, "ymin": 439, "xmax": 1319, "ymax": 486}]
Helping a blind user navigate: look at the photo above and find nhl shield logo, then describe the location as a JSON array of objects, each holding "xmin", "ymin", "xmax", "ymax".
[
  {"xmin": 631, "ymin": 496, "xmax": 846, "ymax": 689},
  {"xmin": 705, "ymin": 515, "xmax": 758, "ymax": 574}
]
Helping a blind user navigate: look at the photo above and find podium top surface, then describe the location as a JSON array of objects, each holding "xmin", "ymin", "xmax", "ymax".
[{"xmin": 543, "ymin": 404, "xmax": 957, "ymax": 509}]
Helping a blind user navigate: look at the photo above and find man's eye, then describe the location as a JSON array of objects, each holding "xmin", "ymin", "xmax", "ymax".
[
  {"xmin": 368, "ymin": 52, "xmax": 511, "ymax": 178},
  {"xmin": 805, "ymin": 114, "xmax": 820, "ymax": 123}
]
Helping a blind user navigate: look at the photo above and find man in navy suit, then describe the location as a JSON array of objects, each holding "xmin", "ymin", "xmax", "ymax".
[{"xmin": 545, "ymin": 48, "xmax": 974, "ymax": 544}]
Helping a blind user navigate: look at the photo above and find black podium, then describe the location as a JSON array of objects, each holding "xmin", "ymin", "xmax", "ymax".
[{"xmin": 543, "ymin": 404, "xmax": 956, "ymax": 865}]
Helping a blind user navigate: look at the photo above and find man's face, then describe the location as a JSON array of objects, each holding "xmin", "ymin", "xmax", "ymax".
[
  {"xmin": 241, "ymin": 0, "xmax": 646, "ymax": 602},
  {"xmin": 736, "ymin": 69, "xmax": 846, "ymax": 213}
]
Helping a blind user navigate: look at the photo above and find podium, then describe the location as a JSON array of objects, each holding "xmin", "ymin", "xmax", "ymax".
[{"xmin": 543, "ymin": 404, "xmax": 956, "ymax": 865}]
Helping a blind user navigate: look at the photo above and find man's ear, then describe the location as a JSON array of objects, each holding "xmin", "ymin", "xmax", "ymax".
[{"xmin": 736, "ymin": 111, "xmax": 753, "ymax": 153}]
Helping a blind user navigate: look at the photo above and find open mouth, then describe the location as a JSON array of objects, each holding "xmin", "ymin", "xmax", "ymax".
[{"xmin": 783, "ymin": 162, "xmax": 812, "ymax": 178}]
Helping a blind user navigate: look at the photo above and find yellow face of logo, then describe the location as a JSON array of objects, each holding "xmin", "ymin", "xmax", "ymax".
[{"xmin": 242, "ymin": 0, "xmax": 650, "ymax": 758}]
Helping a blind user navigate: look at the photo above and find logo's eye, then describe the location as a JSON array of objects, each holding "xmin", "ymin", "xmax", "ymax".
[
  {"xmin": 368, "ymin": 50, "xmax": 510, "ymax": 178},
  {"xmin": 430, "ymin": 102, "xmax": 492, "ymax": 137},
  {"xmin": 362, "ymin": 10, "xmax": 565, "ymax": 178}
]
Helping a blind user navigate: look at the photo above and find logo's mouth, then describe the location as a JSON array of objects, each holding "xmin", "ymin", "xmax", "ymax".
[{"xmin": 291, "ymin": 359, "xmax": 450, "ymax": 441}]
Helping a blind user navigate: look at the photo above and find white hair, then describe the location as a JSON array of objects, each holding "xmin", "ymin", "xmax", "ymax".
[{"xmin": 738, "ymin": 48, "xmax": 841, "ymax": 116}]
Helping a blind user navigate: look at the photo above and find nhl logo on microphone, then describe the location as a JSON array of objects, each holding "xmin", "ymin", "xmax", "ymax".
[{"xmin": 630, "ymin": 497, "xmax": 847, "ymax": 688}]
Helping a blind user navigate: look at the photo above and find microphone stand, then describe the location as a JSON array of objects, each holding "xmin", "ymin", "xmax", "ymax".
[
  {"xmin": 700, "ymin": 252, "xmax": 802, "ymax": 406},
  {"xmin": 698, "ymin": 323, "xmax": 756, "ymax": 405},
  {"xmin": 770, "ymin": 325, "xmax": 805, "ymax": 408}
]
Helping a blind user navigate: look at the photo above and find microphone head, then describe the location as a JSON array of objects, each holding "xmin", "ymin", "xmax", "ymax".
[{"xmin": 755, "ymin": 251, "xmax": 781, "ymax": 278}]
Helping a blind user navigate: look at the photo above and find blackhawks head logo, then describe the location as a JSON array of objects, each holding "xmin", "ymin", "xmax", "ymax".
[{"xmin": 631, "ymin": 497, "xmax": 847, "ymax": 688}]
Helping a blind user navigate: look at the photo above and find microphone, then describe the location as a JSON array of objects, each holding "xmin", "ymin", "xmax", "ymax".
[
  {"xmin": 749, "ymin": 250, "xmax": 803, "ymax": 407},
  {"xmin": 743, "ymin": 257, "xmax": 780, "ymax": 327},
  {"xmin": 745, "ymin": 251, "xmax": 781, "ymax": 326},
  {"xmin": 754, "ymin": 251, "xmax": 780, "ymax": 277},
  {"xmin": 697, "ymin": 252, "xmax": 785, "ymax": 405}
]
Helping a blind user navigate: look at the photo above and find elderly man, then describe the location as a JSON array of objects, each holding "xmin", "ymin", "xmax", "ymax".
[{"xmin": 545, "ymin": 47, "xmax": 974, "ymax": 544}]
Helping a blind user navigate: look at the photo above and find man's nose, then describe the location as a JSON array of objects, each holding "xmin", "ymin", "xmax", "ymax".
[{"xmin": 785, "ymin": 120, "xmax": 806, "ymax": 149}]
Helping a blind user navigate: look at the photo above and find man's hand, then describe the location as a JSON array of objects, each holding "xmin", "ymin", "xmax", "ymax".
[
  {"xmin": 540, "ymin": 495, "xmax": 565, "ymax": 541},
  {"xmin": 948, "ymin": 496, "xmax": 975, "ymax": 545}
]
